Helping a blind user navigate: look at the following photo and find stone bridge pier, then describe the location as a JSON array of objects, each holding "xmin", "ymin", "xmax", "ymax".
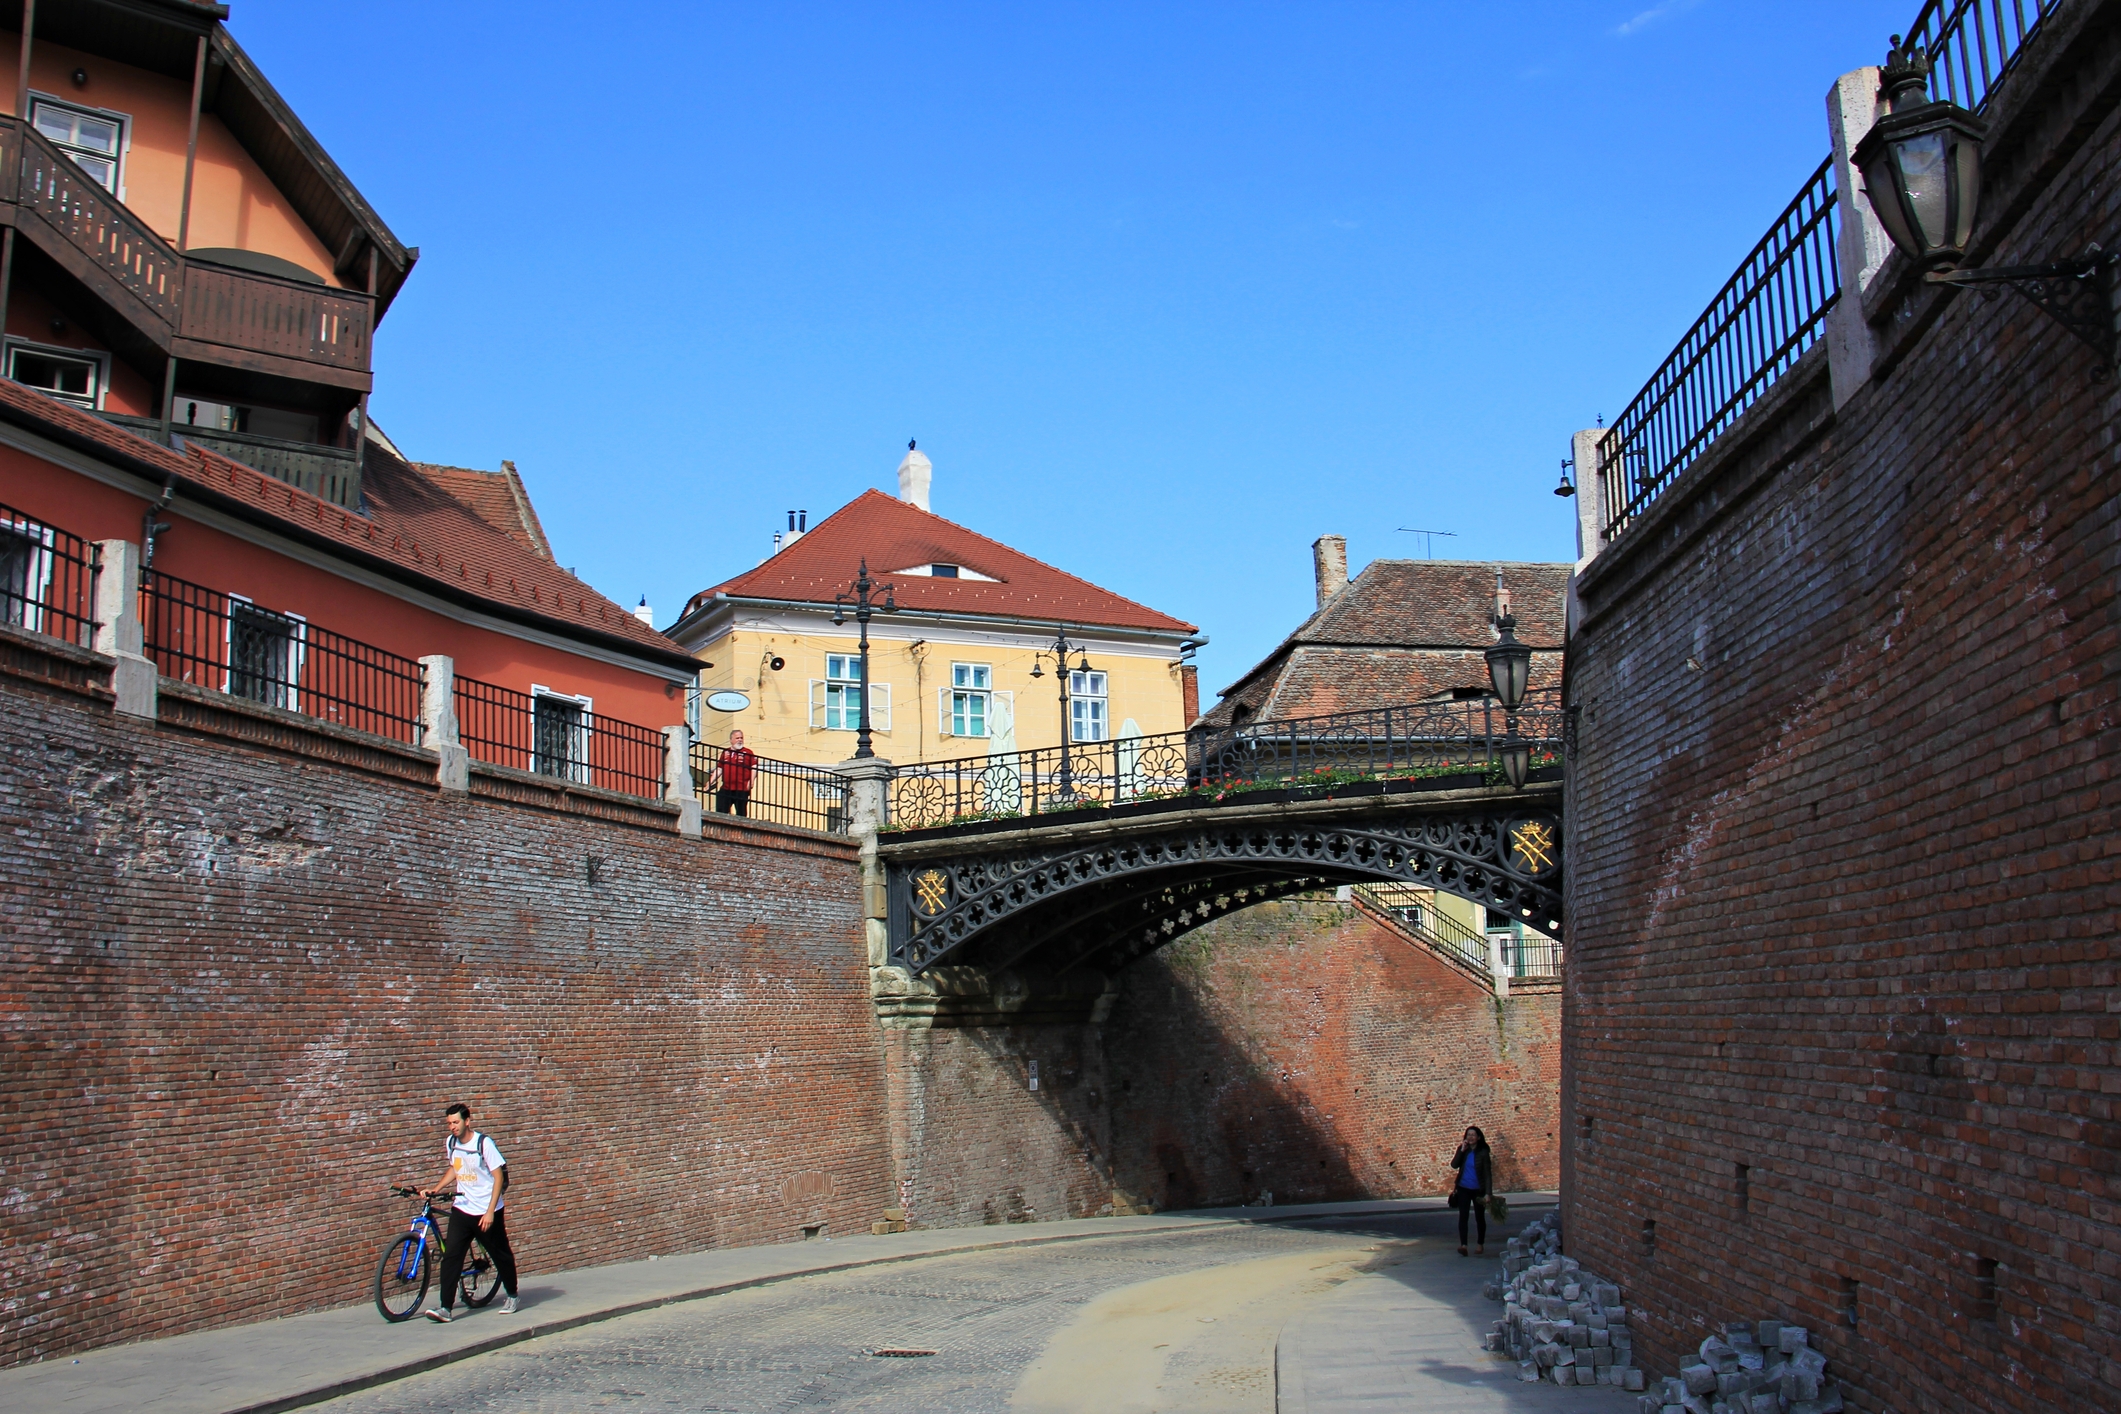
[{"xmin": 838, "ymin": 765, "xmax": 1568, "ymax": 1229}]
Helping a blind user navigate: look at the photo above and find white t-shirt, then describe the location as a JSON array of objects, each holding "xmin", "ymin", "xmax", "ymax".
[{"xmin": 446, "ymin": 1132, "xmax": 506, "ymax": 1215}]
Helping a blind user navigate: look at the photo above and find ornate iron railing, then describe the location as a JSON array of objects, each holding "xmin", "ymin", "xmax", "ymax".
[
  {"xmin": 0, "ymin": 500, "xmax": 97, "ymax": 648},
  {"xmin": 886, "ymin": 690, "xmax": 1564, "ymax": 831},
  {"xmin": 141, "ymin": 571, "xmax": 423, "ymax": 743},
  {"xmin": 691, "ymin": 741, "xmax": 852, "ymax": 834},
  {"xmin": 1597, "ymin": 0, "xmax": 2060, "ymax": 542},
  {"xmin": 453, "ymin": 675, "xmax": 665, "ymax": 799}
]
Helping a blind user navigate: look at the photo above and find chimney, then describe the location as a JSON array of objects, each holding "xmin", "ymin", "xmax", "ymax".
[
  {"xmin": 1312, "ymin": 534, "xmax": 1347, "ymax": 609},
  {"xmin": 897, "ymin": 439, "xmax": 932, "ymax": 512},
  {"xmin": 782, "ymin": 510, "xmax": 808, "ymax": 551},
  {"xmin": 634, "ymin": 596, "xmax": 654, "ymax": 626}
]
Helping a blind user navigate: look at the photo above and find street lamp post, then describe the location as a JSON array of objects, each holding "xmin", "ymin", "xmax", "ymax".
[
  {"xmin": 1029, "ymin": 625, "xmax": 1095, "ymax": 805},
  {"xmin": 832, "ymin": 559, "xmax": 896, "ymax": 760},
  {"xmin": 1485, "ymin": 580, "xmax": 1535, "ymax": 790}
]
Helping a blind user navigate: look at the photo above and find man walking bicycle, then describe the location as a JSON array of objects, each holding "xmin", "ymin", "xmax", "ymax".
[{"xmin": 409, "ymin": 1103, "xmax": 521, "ymax": 1320}]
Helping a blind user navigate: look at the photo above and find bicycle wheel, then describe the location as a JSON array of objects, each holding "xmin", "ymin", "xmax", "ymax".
[
  {"xmin": 460, "ymin": 1236, "xmax": 503, "ymax": 1308},
  {"xmin": 375, "ymin": 1233, "xmax": 431, "ymax": 1322}
]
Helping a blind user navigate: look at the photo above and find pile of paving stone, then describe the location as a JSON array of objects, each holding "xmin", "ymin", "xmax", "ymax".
[
  {"xmin": 1481, "ymin": 1213, "xmax": 1646, "ymax": 1390},
  {"xmin": 1635, "ymin": 1322, "xmax": 1845, "ymax": 1414}
]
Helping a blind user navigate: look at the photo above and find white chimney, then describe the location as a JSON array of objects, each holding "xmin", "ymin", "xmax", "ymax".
[
  {"xmin": 780, "ymin": 509, "xmax": 808, "ymax": 551},
  {"xmin": 633, "ymin": 597, "xmax": 654, "ymax": 625},
  {"xmin": 897, "ymin": 440, "xmax": 932, "ymax": 512},
  {"xmin": 1312, "ymin": 534, "xmax": 1347, "ymax": 609}
]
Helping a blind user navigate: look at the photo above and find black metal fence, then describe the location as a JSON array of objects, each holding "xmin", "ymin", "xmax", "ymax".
[
  {"xmin": 887, "ymin": 690, "xmax": 1564, "ymax": 830},
  {"xmin": 1597, "ymin": 0, "xmax": 2059, "ymax": 542},
  {"xmin": 1599, "ymin": 159, "xmax": 1841, "ymax": 542},
  {"xmin": 1906, "ymin": 0, "xmax": 2056, "ymax": 111},
  {"xmin": 453, "ymin": 674, "xmax": 665, "ymax": 799},
  {"xmin": 0, "ymin": 500, "xmax": 97, "ymax": 647},
  {"xmin": 142, "ymin": 571, "xmax": 424, "ymax": 743},
  {"xmin": 692, "ymin": 741, "xmax": 851, "ymax": 834}
]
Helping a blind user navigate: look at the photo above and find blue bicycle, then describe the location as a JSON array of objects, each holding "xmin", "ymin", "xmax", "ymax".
[{"xmin": 375, "ymin": 1185, "xmax": 502, "ymax": 1321}]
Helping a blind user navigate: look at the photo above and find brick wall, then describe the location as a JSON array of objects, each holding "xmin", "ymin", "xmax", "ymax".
[
  {"xmin": 1563, "ymin": 6, "xmax": 2121, "ymax": 1411},
  {"xmin": 0, "ymin": 646, "xmax": 890, "ymax": 1367},
  {"xmin": 881, "ymin": 898, "xmax": 1561, "ymax": 1227}
]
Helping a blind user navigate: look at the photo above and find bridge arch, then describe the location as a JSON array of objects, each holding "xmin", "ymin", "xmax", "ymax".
[{"xmin": 881, "ymin": 789, "xmax": 1561, "ymax": 977}]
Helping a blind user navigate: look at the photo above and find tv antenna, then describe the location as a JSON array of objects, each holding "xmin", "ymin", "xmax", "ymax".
[{"xmin": 1395, "ymin": 528, "xmax": 1457, "ymax": 559}]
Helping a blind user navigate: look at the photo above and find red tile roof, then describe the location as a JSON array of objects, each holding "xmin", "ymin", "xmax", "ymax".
[
  {"xmin": 0, "ymin": 379, "xmax": 693, "ymax": 669},
  {"xmin": 1199, "ymin": 559, "xmax": 1569, "ymax": 727},
  {"xmin": 417, "ymin": 460, "xmax": 554, "ymax": 561},
  {"xmin": 684, "ymin": 489, "xmax": 1196, "ymax": 634}
]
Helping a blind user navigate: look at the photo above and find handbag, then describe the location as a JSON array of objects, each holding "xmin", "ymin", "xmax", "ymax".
[{"xmin": 1488, "ymin": 1194, "xmax": 1509, "ymax": 1222}]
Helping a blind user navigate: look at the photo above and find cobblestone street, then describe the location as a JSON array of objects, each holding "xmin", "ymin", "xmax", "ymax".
[{"xmin": 311, "ymin": 1208, "xmax": 1630, "ymax": 1413}]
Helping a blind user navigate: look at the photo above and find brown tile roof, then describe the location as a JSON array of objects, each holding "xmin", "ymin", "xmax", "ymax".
[
  {"xmin": 417, "ymin": 460, "xmax": 554, "ymax": 561},
  {"xmin": 682, "ymin": 489, "xmax": 1196, "ymax": 634},
  {"xmin": 1199, "ymin": 559, "xmax": 1569, "ymax": 728},
  {"xmin": 0, "ymin": 379, "xmax": 693, "ymax": 670}
]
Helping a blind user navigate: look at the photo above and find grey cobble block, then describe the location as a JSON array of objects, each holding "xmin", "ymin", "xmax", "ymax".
[{"xmin": 1681, "ymin": 1362, "xmax": 1718, "ymax": 1395}]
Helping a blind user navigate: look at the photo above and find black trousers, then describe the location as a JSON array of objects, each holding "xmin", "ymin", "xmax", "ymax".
[
  {"xmin": 438, "ymin": 1207, "xmax": 518, "ymax": 1308},
  {"xmin": 716, "ymin": 789, "xmax": 751, "ymax": 816},
  {"xmin": 1454, "ymin": 1187, "xmax": 1487, "ymax": 1245}
]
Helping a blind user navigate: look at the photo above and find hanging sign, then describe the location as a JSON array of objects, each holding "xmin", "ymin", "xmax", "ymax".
[{"xmin": 705, "ymin": 690, "xmax": 751, "ymax": 712}]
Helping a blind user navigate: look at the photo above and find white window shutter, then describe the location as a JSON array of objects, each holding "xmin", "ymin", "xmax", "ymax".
[
  {"xmin": 938, "ymin": 686, "xmax": 952, "ymax": 737},
  {"xmin": 871, "ymin": 683, "xmax": 891, "ymax": 732},
  {"xmin": 808, "ymin": 678, "xmax": 824, "ymax": 728}
]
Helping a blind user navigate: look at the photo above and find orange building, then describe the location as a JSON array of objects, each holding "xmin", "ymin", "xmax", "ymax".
[{"xmin": 0, "ymin": 1, "xmax": 696, "ymax": 775}]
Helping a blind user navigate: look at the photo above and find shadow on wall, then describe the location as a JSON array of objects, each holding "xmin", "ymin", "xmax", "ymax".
[{"xmin": 904, "ymin": 896, "xmax": 1559, "ymax": 1221}]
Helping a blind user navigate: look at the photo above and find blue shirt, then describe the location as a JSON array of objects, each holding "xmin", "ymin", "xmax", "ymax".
[{"xmin": 1461, "ymin": 1150, "xmax": 1480, "ymax": 1189}]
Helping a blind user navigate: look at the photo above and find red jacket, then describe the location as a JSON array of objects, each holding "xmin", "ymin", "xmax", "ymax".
[{"xmin": 719, "ymin": 746, "xmax": 757, "ymax": 792}]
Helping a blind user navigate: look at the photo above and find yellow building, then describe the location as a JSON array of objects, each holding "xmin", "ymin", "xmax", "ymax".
[{"xmin": 665, "ymin": 448, "xmax": 1203, "ymax": 768}]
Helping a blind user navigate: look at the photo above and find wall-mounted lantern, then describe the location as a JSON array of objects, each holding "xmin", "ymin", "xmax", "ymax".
[
  {"xmin": 1485, "ymin": 613, "xmax": 1532, "ymax": 711},
  {"xmin": 1859, "ymin": 33, "xmax": 2117, "ymax": 375}
]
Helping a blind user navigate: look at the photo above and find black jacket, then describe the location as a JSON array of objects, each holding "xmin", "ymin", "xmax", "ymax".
[{"xmin": 1449, "ymin": 1142, "xmax": 1493, "ymax": 1196}]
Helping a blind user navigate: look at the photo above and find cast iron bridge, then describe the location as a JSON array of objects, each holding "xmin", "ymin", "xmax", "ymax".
[{"xmin": 878, "ymin": 693, "xmax": 1567, "ymax": 978}]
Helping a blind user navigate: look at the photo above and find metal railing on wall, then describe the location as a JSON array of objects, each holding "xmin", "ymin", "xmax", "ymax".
[
  {"xmin": 692, "ymin": 741, "xmax": 851, "ymax": 834},
  {"xmin": 141, "ymin": 571, "xmax": 424, "ymax": 744},
  {"xmin": 1597, "ymin": 0, "xmax": 2060, "ymax": 542},
  {"xmin": 0, "ymin": 500, "xmax": 98, "ymax": 648},
  {"xmin": 453, "ymin": 675, "xmax": 667, "ymax": 800}
]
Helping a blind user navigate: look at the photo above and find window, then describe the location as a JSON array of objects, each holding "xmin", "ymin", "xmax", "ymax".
[
  {"xmin": 950, "ymin": 663, "xmax": 990, "ymax": 737},
  {"xmin": 31, "ymin": 96, "xmax": 125, "ymax": 195},
  {"xmin": 811, "ymin": 654, "xmax": 890, "ymax": 732},
  {"xmin": 0, "ymin": 517, "xmax": 54, "ymax": 633},
  {"xmin": 931, "ymin": 563, "xmax": 960, "ymax": 578},
  {"xmin": 7, "ymin": 341, "xmax": 107, "ymax": 410},
  {"xmin": 174, "ymin": 395, "xmax": 321, "ymax": 444},
  {"xmin": 532, "ymin": 688, "xmax": 592, "ymax": 783},
  {"xmin": 225, "ymin": 598, "xmax": 305, "ymax": 710},
  {"xmin": 1070, "ymin": 669, "xmax": 1107, "ymax": 742}
]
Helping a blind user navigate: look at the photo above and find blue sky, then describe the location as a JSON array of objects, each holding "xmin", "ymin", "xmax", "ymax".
[{"xmin": 241, "ymin": 0, "xmax": 1904, "ymax": 698}]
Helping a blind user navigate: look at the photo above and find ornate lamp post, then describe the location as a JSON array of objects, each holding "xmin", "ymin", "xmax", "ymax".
[
  {"xmin": 1858, "ymin": 33, "xmax": 2118, "ymax": 374},
  {"xmin": 832, "ymin": 559, "xmax": 896, "ymax": 759},
  {"xmin": 1485, "ymin": 582, "xmax": 1535, "ymax": 790},
  {"xmin": 1029, "ymin": 625, "xmax": 1095, "ymax": 804}
]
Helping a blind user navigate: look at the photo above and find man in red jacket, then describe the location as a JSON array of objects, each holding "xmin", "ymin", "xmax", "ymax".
[{"xmin": 716, "ymin": 729, "xmax": 757, "ymax": 816}]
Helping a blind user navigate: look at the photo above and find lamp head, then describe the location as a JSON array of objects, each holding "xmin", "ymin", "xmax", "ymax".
[
  {"xmin": 1485, "ymin": 612, "xmax": 1533, "ymax": 710},
  {"xmin": 1854, "ymin": 34, "xmax": 1987, "ymax": 272}
]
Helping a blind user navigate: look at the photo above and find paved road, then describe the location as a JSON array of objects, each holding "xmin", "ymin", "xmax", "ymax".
[{"xmin": 311, "ymin": 1207, "xmax": 1631, "ymax": 1414}]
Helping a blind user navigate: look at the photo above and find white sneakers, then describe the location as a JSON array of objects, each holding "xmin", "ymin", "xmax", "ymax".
[
  {"xmin": 423, "ymin": 1307, "xmax": 453, "ymax": 1323},
  {"xmin": 500, "ymin": 1295, "xmax": 519, "ymax": 1315}
]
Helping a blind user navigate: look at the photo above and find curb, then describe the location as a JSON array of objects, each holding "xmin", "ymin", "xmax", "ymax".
[{"xmin": 202, "ymin": 1195, "xmax": 1555, "ymax": 1414}]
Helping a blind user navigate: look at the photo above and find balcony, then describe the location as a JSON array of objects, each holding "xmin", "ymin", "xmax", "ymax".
[
  {"xmin": 0, "ymin": 115, "xmax": 374, "ymax": 390},
  {"xmin": 98, "ymin": 411, "xmax": 363, "ymax": 509}
]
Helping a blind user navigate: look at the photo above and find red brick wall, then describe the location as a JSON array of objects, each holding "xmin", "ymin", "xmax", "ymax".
[
  {"xmin": 1562, "ymin": 8, "xmax": 2121, "ymax": 1411},
  {"xmin": 1101, "ymin": 900, "xmax": 1559, "ymax": 1208},
  {"xmin": 0, "ymin": 656, "xmax": 891, "ymax": 1367},
  {"xmin": 881, "ymin": 899, "xmax": 1560, "ymax": 1227}
]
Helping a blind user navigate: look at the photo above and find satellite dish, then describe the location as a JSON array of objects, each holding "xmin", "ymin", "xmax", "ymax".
[{"xmin": 705, "ymin": 690, "xmax": 751, "ymax": 712}]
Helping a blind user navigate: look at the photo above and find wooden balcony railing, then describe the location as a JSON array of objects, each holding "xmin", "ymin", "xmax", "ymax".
[
  {"xmin": 0, "ymin": 116, "xmax": 372, "ymax": 381},
  {"xmin": 99, "ymin": 412, "xmax": 364, "ymax": 510}
]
